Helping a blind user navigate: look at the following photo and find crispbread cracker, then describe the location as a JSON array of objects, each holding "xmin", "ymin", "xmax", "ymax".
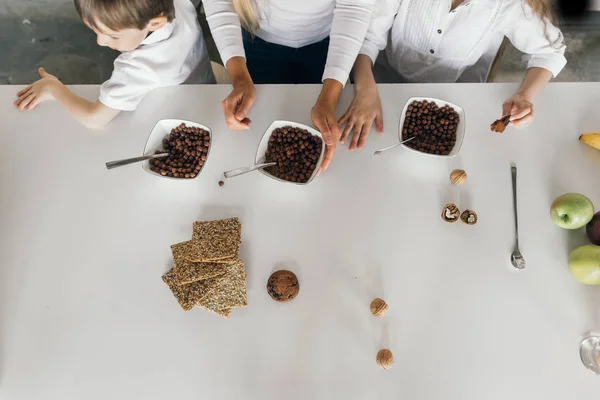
[
  {"xmin": 171, "ymin": 241, "xmax": 227, "ymax": 284},
  {"xmin": 196, "ymin": 305, "xmax": 232, "ymax": 319},
  {"xmin": 197, "ymin": 260, "xmax": 247, "ymax": 313},
  {"xmin": 162, "ymin": 269, "xmax": 224, "ymax": 311},
  {"xmin": 188, "ymin": 218, "xmax": 241, "ymax": 262}
]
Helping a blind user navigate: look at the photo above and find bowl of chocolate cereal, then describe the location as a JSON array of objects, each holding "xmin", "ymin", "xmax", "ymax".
[
  {"xmin": 255, "ymin": 121, "xmax": 325, "ymax": 185},
  {"xmin": 399, "ymin": 97, "xmax": 466, "ymax": 158},
  {"xmin": 142, "ymin": 119, "xmax": 212, "ymax": 179}
]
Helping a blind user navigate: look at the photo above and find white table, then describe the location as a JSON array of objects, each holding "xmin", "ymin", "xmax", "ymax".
[{"xmin": 1, "ymin": 84, "xmax": 600, "ymax": 400}]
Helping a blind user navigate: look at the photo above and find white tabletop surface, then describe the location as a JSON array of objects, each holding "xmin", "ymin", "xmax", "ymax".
[{"xmin": 1, "ymin": 83, "xmax": 600, "ymax": 400}]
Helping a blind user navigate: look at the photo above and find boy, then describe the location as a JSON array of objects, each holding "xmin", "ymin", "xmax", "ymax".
[{"xmin": 14, "ymin": 0, "xmax": 215, "ymax": 129}]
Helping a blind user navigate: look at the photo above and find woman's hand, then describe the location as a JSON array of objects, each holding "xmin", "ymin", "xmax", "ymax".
[
  {"xmin": 222, "ymin": 57, "xmax": 256, "ymax": 130},
  {"xmin": 502, "ymin": 93, "xmax": 534, "ymax": 129},
  {"xmin": 14, "ymin": 68, "xmax": 60, "ymax": 111},
  {"xmin": 338, "ymin": 86, "xmax": 383, "ymax": 150},
  {"xmin": 311, "ymin": 79, "xmax": 343, "ymax": 173}
]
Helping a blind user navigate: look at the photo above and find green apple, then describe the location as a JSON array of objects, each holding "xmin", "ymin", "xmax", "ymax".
[
  {"xmin": 550, "ymin": 193, "xmax": 594, "ymax": 229},
  {"xmin": 568, "ymin": 245, "xmax": 600, "ymax": 285}
]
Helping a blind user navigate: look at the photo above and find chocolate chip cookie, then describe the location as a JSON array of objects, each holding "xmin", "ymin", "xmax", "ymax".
[{"xmin": 267, "ymin": 270, "xmax": 299, "ymax": 302}]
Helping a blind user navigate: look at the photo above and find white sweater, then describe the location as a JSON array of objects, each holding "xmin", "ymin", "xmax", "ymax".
[
  {"xmin": 360, "ymin": 0, "xmax": 567, "ymax": 83},
  {"xmin": 204, "ymin": 0, "xmax": 375, "ymax": 85}
]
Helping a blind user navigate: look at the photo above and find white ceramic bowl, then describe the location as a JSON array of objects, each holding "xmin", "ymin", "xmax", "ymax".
[
  {"xmin": 142, "ymin": 119, "xmax": 212, "ymax": 179},
  {"xmin": 398, "ymin": 97, "xmax": 466, "ymax": 158},
  {"xmin": 255, "ymin": 120, "xmax": 326, "ymax": 185}
]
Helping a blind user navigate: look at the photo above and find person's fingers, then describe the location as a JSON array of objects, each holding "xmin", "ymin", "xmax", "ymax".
[
  {"xmin": 349, "ymin": 124, "xmax": 362, "ymax": 151},
  {"xmin": 38, "ymin": 67, "xmax": 48, "ymax": 78},
  {"xmin": 319, "ymin": 144, "xmax": 335, "ymax": 173},
  {"xmin": 235, "ymin": 92, "xmax": 255, "ymax": 121},
  {"xmin": 17, "ymin": 93, "xmax": 36, "ymax": 110},
  {"xmin": 315, "ymin": 116, "xmax": 334, "ymax": 146},
  {"xmin": 510, "ymin": 103, "xmax": 532, "ymax": 121},
  {"xmin": 375, "ymin": 110, "xmax": 384, "ymax": 135},
  {"xmin": 17, "ymin": 85, "xmax": 32, "ymax": 97},
  {"xmin": 222, "ymin": 97, "xmax": 249, "ymax": 130},
  {"xmin": 357, "ymin": 124, "xmax": 370, "ymax": 149},
  {"xmin": 502, "ymin": 101, "xmax": 513, "ymax": 117},
  {"xmin": 26, "ymin": 96, "xmax": 41, "ymax": 110},
  {"xmin": 329, "ymin": 116, "xmax": 342, "ymax": 143},
  {"xmin": 340, "ymin": 119, "xmax": 353, "ymax": 144},
  {"xmin": 338, "ymin": 109, "xmax": 351, "ymax": 127},
  {"xmin": 512, "ymin": 110, "xmax": 534, "ymax": 128}
]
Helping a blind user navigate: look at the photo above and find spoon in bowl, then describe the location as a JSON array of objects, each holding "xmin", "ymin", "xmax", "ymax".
[
  {"xmin": 106, "ymin": 153, "xmax": 169, "ymax": 170},
  {"xmin": 374, "ymin": 137, "xmax": 416, "ymax": 156},
  {"xmin": 224, "ymin": 162, "xmax": 277, "ymax": 178}
]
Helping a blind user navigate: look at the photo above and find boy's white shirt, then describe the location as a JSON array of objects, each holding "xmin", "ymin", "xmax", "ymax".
[
  {"xmin": 360, "ymin": 0, "xmax": 567, "ymax": 83},
  {"xmin": 99, "ymin": 0, "xmax": 213, "ymax": 111}
]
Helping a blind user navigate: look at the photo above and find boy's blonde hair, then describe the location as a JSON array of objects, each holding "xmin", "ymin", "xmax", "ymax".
[{"xmin": 74, "ymin": 0, "xmax": 176, "ymax": 31}]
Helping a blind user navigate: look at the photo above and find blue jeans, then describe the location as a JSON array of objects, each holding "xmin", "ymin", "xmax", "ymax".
[{"xmin": 242, "ymin": 31, "xmax": 330, "ymax": 84}]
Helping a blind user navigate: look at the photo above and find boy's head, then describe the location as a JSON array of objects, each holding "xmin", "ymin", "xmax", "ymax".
[{"xmin": 74, "ymin": 0, "xmax": 175, "ymax": 52}]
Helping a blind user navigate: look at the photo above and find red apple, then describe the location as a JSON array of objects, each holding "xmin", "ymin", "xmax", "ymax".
[{"xmin": 586, "ymin": 211, "xmax": 600, "ymax": 245}]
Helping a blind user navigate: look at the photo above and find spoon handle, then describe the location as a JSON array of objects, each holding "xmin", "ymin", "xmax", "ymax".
[
  {"xmin": 511, "ymin": 164, "xmax": 519, "ymax": 246},
  {"xmin": 106, "ymin": 153, "xmax": 168, "ymax": 170},
  {"xmin": 224, "ymin": 162, "xmax": 277, "ymax": 178},
  {"xmin": 374, "ymin": 137, "xmax": 416, "ymax": 156}
]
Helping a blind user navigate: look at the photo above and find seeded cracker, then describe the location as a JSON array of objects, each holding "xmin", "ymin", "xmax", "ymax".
[
  {"xmin": 162, "ymin": 269, "xmax": 224, "ymax": 311},
  {"xmin": 171, "ymin": 241, "xmax": 227, "ymax": 284},
  {"xmin": 197, "ymin": 260, "xmax": 247, "ymax": 316},
  {"xmin": 188, "ymin": 218, "xmax": 242, "ymax": 262}
]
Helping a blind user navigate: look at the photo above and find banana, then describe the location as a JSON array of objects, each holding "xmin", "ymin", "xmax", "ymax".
[{"xmin": 579, "ymin": 133, "xmax": 600, "ymax": 150}]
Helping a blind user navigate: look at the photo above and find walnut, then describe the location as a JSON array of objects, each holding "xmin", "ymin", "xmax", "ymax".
[
  {"xmin": 490, "ymin": 115, "xmax": 510, "ymax": 133},
  {"xmin": 376, "ymin": 349, "xmax": 394, "ymax": 370},
  {"xmin": 460, "ymin": 209, "xmax": 478, "ymax": 225},
  {"xmin": 441, "ymin": 203, "xmax": 460, "ymax": 223},
  {"xmin": 370, "ymin": 298, "xmax": 388, "ymax": 317},
  {"xmin": 450, "ymin": 169, "xmax": 467, "ymax": 185}
]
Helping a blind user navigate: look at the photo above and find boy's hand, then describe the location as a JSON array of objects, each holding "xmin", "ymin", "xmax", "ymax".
[
  {"xmin": 502, "ymin": 93, "xmax": 534, "ymax": 129},
  {"xmin": 338, "ymin": 86, "xmax": 384, "ymax": 151},
  {"xmin": 14, "ymin": 68, "xmax": 61, "ymax": 111}
]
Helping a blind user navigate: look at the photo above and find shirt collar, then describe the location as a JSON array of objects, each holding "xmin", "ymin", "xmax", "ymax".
[{"xmin": 141, "ymin": 21, "xmax": 174, "ymax": 46}]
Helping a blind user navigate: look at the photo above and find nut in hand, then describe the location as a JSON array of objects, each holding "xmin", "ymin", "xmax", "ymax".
[
  {"xmin": 450, "ymin": 169, "xmax": 467, "ymax": 185},
  {"xmin": 460, "ymin": 209, "xmax": 478, "ymax": 225},
  {"xmin": 376, "ymin": 349, "xmax": 394, "ymax": 370},
  {"xmin": 370, "ymin": 298, "xmax": 388, "ymax": 317},
  {"xmin": 442, "ymin": 203, "xmax": 460, "ymax": 223}
]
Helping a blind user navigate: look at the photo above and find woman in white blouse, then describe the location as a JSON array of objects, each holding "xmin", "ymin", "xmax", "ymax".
[
  {"xmin": 203, "ymin": 0, "xmax": 375, "ymax": 171},
  {"xmin": 339, "ymin": 0, "xmax": 567, "ymax": 151}
]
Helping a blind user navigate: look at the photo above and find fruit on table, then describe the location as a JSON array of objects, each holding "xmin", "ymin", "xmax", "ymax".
[
  {"xmin": 579, "ymin": 133, "xmax": 600, "ymax": 150},
  {"xmin": 568, "ymin": 245, "xmax": 600, "ymax": 285},
  {"xmin": 550, "ymin": 193, "xmax": 594, "ymax": 229},
  {"xmin": 586, "ymin": 212, "xmax": 600, "ymax": 245}
]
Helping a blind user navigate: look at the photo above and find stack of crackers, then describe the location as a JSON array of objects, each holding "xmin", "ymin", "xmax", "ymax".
[{"xmin": 162, "ymin": 217, "xmax": 247, "ymax": 318}]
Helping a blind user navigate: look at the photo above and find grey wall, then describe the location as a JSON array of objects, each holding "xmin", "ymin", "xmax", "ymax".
[{"xmin": 1, "ymin": 0, "xmax": 78, "ymax": 19}]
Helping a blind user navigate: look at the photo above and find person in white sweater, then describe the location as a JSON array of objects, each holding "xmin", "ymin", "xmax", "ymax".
[
  {"xmin": 339, "ymin": 0, "xmax": 567, "ymax": 151},
  {"xmin": 204, "ymin": 0, "xmax": 375, "ymax": 171}
]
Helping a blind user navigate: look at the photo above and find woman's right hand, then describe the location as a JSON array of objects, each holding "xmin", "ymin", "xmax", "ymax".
[
  {"xmin": 222, "ymin": 57, "xmax": 256, "ymax": 130},
  {"xmin": 338, "ymin": 86, "xmax": 384, "ymax": 151}
]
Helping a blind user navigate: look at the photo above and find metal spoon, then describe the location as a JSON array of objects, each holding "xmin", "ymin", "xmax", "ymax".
[
  {"xmin": 374, "ymin": 137, "xmax": 416, "ymax": 156},
  {"xmin": 224, "ymin": 162, "xmax": 277, "ymax": 178},
  {"xmin": 511, "ymin": 164, "xmax": 526, "ymax": 269},
  {"xmin": 106, "ymin": 153, "xmax": 169, "ymax": 170}
]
